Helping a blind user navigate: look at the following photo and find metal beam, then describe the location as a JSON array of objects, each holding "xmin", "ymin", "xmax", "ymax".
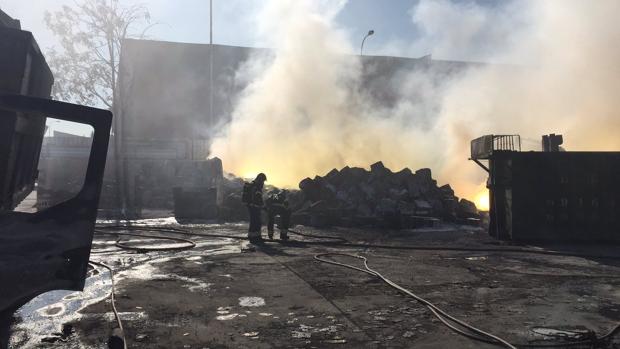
[{"xmin": 470, "ymin": 158, "xmax": 489, "ymax": 173}]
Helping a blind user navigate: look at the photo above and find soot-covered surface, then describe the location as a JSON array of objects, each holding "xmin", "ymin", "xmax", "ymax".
[{"xmin": 9, "ymin": 220, "xmax": 620, "ymax": 348}]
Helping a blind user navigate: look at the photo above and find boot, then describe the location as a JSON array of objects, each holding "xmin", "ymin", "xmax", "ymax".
[
  {"xmin": 248, "ymin": 231, "xmax": 263, "ymax": 244},
  {"xmin": 280, "ymin": 229, "xmax": 289, "ymax": 241}
]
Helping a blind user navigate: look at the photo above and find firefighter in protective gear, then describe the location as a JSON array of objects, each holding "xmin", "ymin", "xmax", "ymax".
[
  {"xmin": 265, "ymin": 189, "xmax": 291, "ymax": 241},
  {"xmin": 246, "ymin": 173, "xmax": 266, "ymax": 243}
]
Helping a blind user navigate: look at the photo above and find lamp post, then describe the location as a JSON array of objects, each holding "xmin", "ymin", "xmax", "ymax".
[
  {"xmin": 209, "ymin": 0, "xmax": 214, "ymax": 131},
  {"xmin": 360, "ymin": 29, "xmax": 374, "ymax": 56}
]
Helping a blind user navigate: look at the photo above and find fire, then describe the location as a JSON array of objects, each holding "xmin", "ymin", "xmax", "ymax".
[{"xmin": 474, "ymin": 188, "xmax": 490, "ymax": 212}]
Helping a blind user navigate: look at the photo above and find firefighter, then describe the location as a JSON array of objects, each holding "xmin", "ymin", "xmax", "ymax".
[
  {"xmin": 266, "ymin": 189, "xmax": 291, "ymax": 241},
  {"xmin": 243, "ymin": 173, "xmax": 267, "ymax": 243}
]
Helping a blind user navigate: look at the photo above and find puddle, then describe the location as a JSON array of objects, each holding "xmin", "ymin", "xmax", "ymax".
[
  {"xmin": 12, "ymin": 218, "xmax": 245, "ymax": 346},
  {"xmin": 217, "ymin": 306, "xmax": 232, "ymax": 315},
  {"xmin": 151, "ymin": 273, "xmax": 211, "ymax": 292},
  {"xmin": 37, "ymin": 303, "xmax": 66, "ymax": 317},
  {"xmin": 292, "ymin": 330, "xmax": 312, "ymax": 339},
  {"xmin": 101, "ymin": 311, "xmax": 147, "ymax": 322},
  {"xmin": 465, "ymin": 256, "xmax": 488, "ymax": 261},
  {"xmin": 216, "ymin": 313, "xmax": 247, "ymax": 321},
  {"xmin": 216, "ymin": 313, "xmax": 239, "ymax": 321},
  {"xmin": 239, "ymin": 296, "xmax": 266, "ymax": 307},
  {"xmin": 531, "ymin": 327, "xmax": 593, "ymax": 340},
  {"xmin": 291, "ymin": 324, "xmax": 339, "ymax": 340},
  {"xmin": 11, "ymin": 264, "xmax": 113, "ymax": 348}
]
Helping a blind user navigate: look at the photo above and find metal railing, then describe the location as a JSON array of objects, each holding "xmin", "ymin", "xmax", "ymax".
[
  {"xmin": 493, "ymin": 135, "xmax": 521, "ymax": 152},
  {"xmin": 471, "ymin": 134, "xmax": 521, "ymax": 160}
]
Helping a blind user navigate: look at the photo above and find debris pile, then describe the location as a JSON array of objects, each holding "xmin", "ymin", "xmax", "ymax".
[
  {"xmin": 178, "ymin": 159, "xmax": 480, "ymax": 228},
  {"xmin": 291, "ymin": 162, "xmax": 480, "ymax": 228}
]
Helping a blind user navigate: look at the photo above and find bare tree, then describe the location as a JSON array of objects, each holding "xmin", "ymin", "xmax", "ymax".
[{"xmin": 44, "ymin": 0, "xmax": 152, "ymax": 109}]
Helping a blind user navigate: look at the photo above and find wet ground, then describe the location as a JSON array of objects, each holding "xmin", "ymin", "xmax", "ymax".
[{"xmin": 8, "ymin": 219, "xmax": 620, "ymax": 348}]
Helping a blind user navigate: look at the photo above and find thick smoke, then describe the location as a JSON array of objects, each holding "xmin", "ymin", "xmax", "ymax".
[
  {"xmin": 211, "ymin": 0, "xmax": 620, "ymax": 207},
  {"xmin": 436, "ymin": 0, "xmax": 620, "ymax": 201}
]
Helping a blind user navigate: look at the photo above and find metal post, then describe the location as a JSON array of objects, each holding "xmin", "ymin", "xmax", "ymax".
[
  {"xmin": 360, "ymin": 30, "xmax": 374, "ymax": 56},
  {"xmin": 209, "ymin": 0, "xmax": 214, "ymax": 132},
  {"xmin": 210, "ymin": 0, "xmax": 213, "ymax": 45}
]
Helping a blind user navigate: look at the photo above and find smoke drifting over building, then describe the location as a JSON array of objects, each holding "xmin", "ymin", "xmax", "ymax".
[
  {"xmin": 4, "ymin": 2, "xmax": 620, "ymax": 348},
  {"xmin": 212, "ymin": 0, "xmax": 620, "ymax": 202},
  {"xmin": 116, "ymin": 0, "xmax": 620, "ymax": 204}
]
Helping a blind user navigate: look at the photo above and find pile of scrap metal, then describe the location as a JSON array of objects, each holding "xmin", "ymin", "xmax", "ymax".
[{"xmin": 292, "ymin": 161, "xmax": 479, "ymax": 228}]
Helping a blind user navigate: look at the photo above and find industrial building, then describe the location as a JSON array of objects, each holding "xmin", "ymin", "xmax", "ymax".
[
  {"xmin": 2, "ymin": 5, "xmax": 619, "ymax": 349},
  {"xmin": 38, "ymin": 38, "xmax": 483, "ymax": 217}
]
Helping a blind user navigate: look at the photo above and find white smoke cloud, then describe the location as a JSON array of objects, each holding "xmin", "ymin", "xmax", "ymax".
[
  {"xmin": 409, "ymin": 0, "xmax": 530, "ymax": 62},
  {"xmin": 434, "ymin": 0, "xmax": 620, "ymax": 197},
  {"xmin": 211, "ymin": 0, "xmax": 442, "ymax": 187},
  {"xmin": 211, "ymin": 0, "xmax": 620, "ymax": 207}
]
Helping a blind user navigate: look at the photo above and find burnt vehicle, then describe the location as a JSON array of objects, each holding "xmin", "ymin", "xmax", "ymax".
[
  {"xmin": 0, "ymin": 11, "xmax": 112, "ymax": 345},
  {"xmin": 0, "ymin": 96, "xmax": 112, "ymax": 347}
]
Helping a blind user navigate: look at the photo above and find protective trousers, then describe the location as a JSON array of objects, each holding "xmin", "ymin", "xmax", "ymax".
[
  {"xmin": 267, "ymin": 206, "xmax": 291, "ymax": 239},
  {"xmin": 248, "ymin": 205, "xmax": 262, "ymax": 241}
]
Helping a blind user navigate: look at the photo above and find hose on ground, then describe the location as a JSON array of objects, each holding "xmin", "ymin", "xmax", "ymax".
[
  {"xmin": 93, "ymin": 229, "xmax": 196, "ymax": 252},
  {"xmin": 315, "ymin": 253, "xmax": 517, "ymax": 349},
  {"xmin": 93, "ymin": 224, "xmax": 620, "ymax": 347},
  {"xmin": 95, "ymin": 224, "xmax": 620, "ymax": 261},
  {"xmin": 315, "ymin": 253, "xmax": 620, "ymax": 348},
  {"xmin": 88, "ymin": 260, "xmax": 127, "ymax": 349}
]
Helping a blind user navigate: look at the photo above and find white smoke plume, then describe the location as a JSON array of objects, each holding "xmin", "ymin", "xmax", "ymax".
[{"xmin": 211, "ymin": 0, "xmax": 620, "ymax": 209}]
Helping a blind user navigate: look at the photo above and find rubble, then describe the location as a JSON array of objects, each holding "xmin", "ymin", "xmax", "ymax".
[
  {"xmin": 291, "ymin": 162, "xmax": 480, "ymax": 228},
  {"xmin": 182, "ymin": 160, "xmax": 480, "ymax": 228}
]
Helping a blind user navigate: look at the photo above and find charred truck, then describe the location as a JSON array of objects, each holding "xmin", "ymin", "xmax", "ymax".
[{"xmin": 0, "ymin": 10, "xmax": 112, "ymax": 346}]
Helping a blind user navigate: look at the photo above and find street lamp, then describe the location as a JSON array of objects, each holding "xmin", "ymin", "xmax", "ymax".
[{"xmin": 360, "ymin": 29, "xmax": 374, "ymax": 56}]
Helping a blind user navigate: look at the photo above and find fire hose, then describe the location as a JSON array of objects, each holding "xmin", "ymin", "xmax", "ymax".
[
  {"xmin": 314, "ymin": 253, "xmax": 620, "ymax": 348},
  {"xmin": 91, "ymin": 224, "xmax": 620, "ymax": 348},
  {"xmin": 87, "ymin": 260, "xmax": 127, "ymax": 349}
]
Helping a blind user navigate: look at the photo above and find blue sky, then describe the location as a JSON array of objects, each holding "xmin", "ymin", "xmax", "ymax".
[
  {"xmin": 0, "ymin": 0, "xmax": 431, "ymax": 57},
  {"xmin": 0, "ymin": 0, "xmax": 519, "ymax": 62},
  {"xmin": 0, "ymin": 0, "xmax": 516, "ymax": 137}
]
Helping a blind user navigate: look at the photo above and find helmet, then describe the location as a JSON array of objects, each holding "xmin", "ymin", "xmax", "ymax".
[{"xmin": 255, "ymin": 173, "xmax": 267, "ymax": 182}]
